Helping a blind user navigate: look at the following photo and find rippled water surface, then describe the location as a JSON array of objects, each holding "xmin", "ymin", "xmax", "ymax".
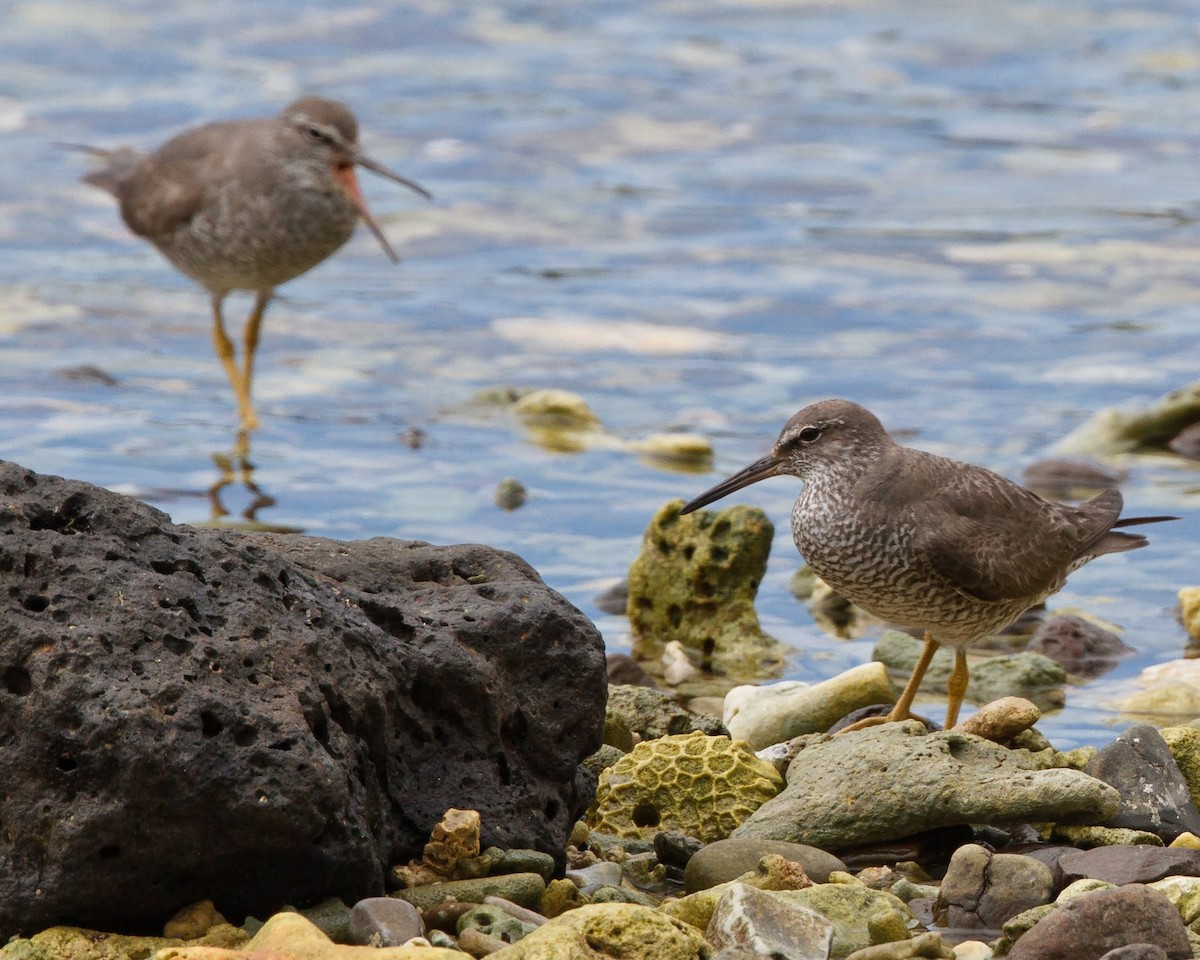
[{"xmin": 3, "ymin": 0, "xmax": 1199, "ymax": 746}]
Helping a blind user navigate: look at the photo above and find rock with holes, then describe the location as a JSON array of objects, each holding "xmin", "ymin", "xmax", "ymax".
[
  {"xmin": 627, "ymin": 500, "xmax": 784, "ymax": 678},
  {"xmin": 0, "ymin": 459, "xmax": 605, "ymax": 935},
  {"xmin": 586, "ymin": 731, "xmax": 783, "ymax": 843}
]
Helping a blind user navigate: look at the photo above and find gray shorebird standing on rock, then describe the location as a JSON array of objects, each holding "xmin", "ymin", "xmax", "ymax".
[
  {"xmin": 680, "ymin": 399, "xmax": 1176, "ymax": 729},
  {"xmin": 71, "ymin": 96, "xmax": 431, "ymax": 432}
]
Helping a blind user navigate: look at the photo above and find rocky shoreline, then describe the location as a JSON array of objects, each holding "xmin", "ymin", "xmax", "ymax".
[{"xmin": 4, "ymin": 458, "xmax": 1200, "ymax": 958}]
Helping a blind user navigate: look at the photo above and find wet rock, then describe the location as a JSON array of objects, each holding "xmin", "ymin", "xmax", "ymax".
[
  {"xmin": 487, "ymin": 902, "xmax": 710, "ymax": 959},
  {"xmin": 0, "ymin": 460, "xmax": 605, "ymax": 934},
  {"xmin": 1083, "ymin": 725, "xmax": 1200, "ymax": 842},
  {"xmin": 655, "ymin": 830, "xmax": 705, "ymax": 870},
  {"xmin": 627, "ymin": 500, "xmax": 784, "ymax": 677},
  {"xmin": 606, "ymin": 683, "xmax": 727, "ymax": 740},
  {"xmin": 732, "ymin": 724, "xmax": 1118, "ymax": 848},
  {"xmin": 954, "ymin": 696, "xmax": 1040, "ymax": 742},
  {"xmin": 1169, "ymin": 424, "xmax": 1200, "ymax": 460},
  {"xmin": 588, "ymin": 731, "xmax": 782, "ymax": 843},
  {"xmin": 684, "ymin": 838, "xmax": 847, "ymax": 892},
  {"xmin": 1058, "ymin": 846, "xmax": 1200, "ymax": 885},
  {"xmin": 706, "ymin": 882, "xmax": 834, "ymax": 960},
  {"xmin": 1028, "ymin": 615, "xmax": 1132, "ymax": 678},
  {"xmin": 1021, "ymin": 458, "xmax": 1124, "ymax": 496},
  {"xmin": 934, "ymin": 843, "xmax": 1055, "ymax": 929},
  {"xmin": 348, "ymin": 898, "xmax": 424, "ymax": 947},
  {"xmin": 1179, "ymin": 588, "xmax": 1200, "ymax": 641},
  {"xmin": 1006, "ymin": 884, "xmax": 1191, "ymax": 960},
  {"xmin": 632, "ymin": 433, "xmax": 714, "ymax": 472},
  {"xmin": 723, "ymin": 664, "xmax": 897, "ymax": 749},
  {"xmin": 389, "ymin": 873, "xmax": 547, "ymax": 912}
]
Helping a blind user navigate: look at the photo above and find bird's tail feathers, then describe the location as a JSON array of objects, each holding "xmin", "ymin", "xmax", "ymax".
[{"xmin": 56, "ymin": 143, "xmax": 144, "ymax": 195}]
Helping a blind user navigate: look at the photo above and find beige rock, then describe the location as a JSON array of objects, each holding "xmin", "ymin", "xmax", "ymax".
[
  {"xmin": 0, "ymin": 924, "xmax": 246, "ymax": 960},
  {"xmin": 487, "ymin": 903, "xmax": 709, "ymax": 959},
  {"xmin": 163, "ymin": 900, "xmax": 228, "ymax": 940},
  {"xmin": 1180, "ymin": 587, "xmax": 1200, "ymax": 641},
  {"xmin": 954, "ymin": 697, "xmax": 1040, "ymax": 743}
]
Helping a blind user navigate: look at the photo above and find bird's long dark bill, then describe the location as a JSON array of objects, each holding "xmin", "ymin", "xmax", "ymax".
[
  {"xmin": 679, "ymin": 454, "xmax": 783, "ymax": 515},
  {"xmin": 358, "ymin": 155, "xmax": 433, "ymax": 201}
]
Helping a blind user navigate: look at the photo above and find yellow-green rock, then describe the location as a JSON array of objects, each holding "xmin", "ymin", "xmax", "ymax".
[
  {"xmin": 663, "ymin": 855, "xmax": 816, "ymax": 929},
  {"xmin": 153, "ymin": 913, "xmax": 460, "ymax": 960},
  {"xmin": 1052, "ymin": 824, "xmax": 1163, "ymax": 847},
  {"xmin": 587, "ymin": 730, "xmax": 783, "ymax": 842},
  {"xmin": 1151, "ymin": 876, "xmax": 1200, "ymax": 926},
  {"xmin": 628, "ymin": 500, "xmax": 783, "ymax": 677},
  {"xmin": 632, "ymin": 434, "xmax": 713, "ymax": 472},
  {"xmin": 785, "ymin": 884, "xmax": 914, "ymax": 959},
  {"xmin": 1055, "ymin": 378, "xmax": 1200, "ymax": 454},
  {"xmin": 488, "ymin": 903, "xmax": 709, "ymax": 959},
  {"xmin": 0, "ymin": 924, "xmax": 247, "ymax": 960},
  {"xmin": 1162, "ymin": 726, "xmax": 1200, "ymax": 810},
  {"xmin": 1180, "ymin": 587, "xmax": 1200, "ymax": 641}
]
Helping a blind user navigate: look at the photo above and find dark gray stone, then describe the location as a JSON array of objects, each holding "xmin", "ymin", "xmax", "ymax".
[
  {"xmin": 348, "ymin": 897, "xmax": 424, "ymax": 947},
  {"xmin": 0, "ymin": 460, "xmax": 606, "ymax": 935},
  {"xmin": 684, "ymin": 838, "xmax": 846, "ymax": 892},
  {"xmin": 936, "ymin": 843, "xmax": 1055, "ymax": 929},
  {"xmin": 1084, "ymin": 725, "xmax": 1200, "ymax": 842},
  {"xmin": 1098, "ymin": 947, "xmax": 1170, "ymax": 960},
  {"xmin": 1028, "ymin": 615, "xmax": 1132, "ymax": 679},
  {"xmin": 655, "ymin": 829, "xmax": 705, "ymax": 869},
  {"xmin": 1058, "ymin": 846, "xmax": 1200, "ymax": 886},
  {"xmin": 1008, "ymin": 885, "xmax": 1190, "ymax": 960}
]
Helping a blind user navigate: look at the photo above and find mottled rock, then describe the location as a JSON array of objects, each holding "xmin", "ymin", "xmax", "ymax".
[
  {"xmin": 655, "ymin": 830, "xmax": 705, "ymax": 870},
  {"xmin": 0, "ymin": 460, "xmax": 604, "ymax": 934},
  {"xmin": 627, "ymin": 500, "xmax": 783, "ymax": 676},
  {"xmin": 685, "ymin": 838, "xmax": 846, "ymax": 892},
  {"xmin": 843, "ymin": 932, "xmax": 954, "ymax": 959},
  {"xmin": 707, "ymin": 883, "xmax": 834, "ymax": 960},
  {"xmin": 733, "ymin": 724, "xmax": 1118, "ymax": 848},
  {"xmin": 1028, "ymin": 615, "xmax": 1132, "ymax": 679},
  {"xmin": 347, "ymin": 898, "xmax": 423, "ymax": 947},
  {"xmin": 486, "ymin": 903, "xmax": 710, "ymax": 959},
  {"xmin": 935, "ymin": 844, "xmax": 1054, "ymax": 929},
  {"xmin": 723, "ymin": 664, "xmax": 897, "ymax": 749},
  {"xmin": 1083, "ymin": 725, "xmax": 1200, "ymax": 842},
  {"xmin": 606, "ymin": 684, "xmax": 727, "ymax": 741},
  {"xmin": 1007, "ymin": 885, "xmax": 1190, "ymax": 960},
  {"xmin": 1051, "ymin": 824, "xmax": 1163, "ymax": 847},
  {"xmin": 665, "ymin": 854, "xmax": 820, "ymax": 930},
  {"xmin": 1149, "ymin": 875, "xmax": 1200, "ymax": 928},
  {"xmin": 1058, "ymin": 847, "xmax": 1200, "ymax": 885},
  {"xmin": 588, "ymin": 731, "xmax": 782, "ymax": 842}
]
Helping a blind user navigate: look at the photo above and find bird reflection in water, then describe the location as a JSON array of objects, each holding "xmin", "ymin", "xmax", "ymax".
[{"xmin": 205, "ymin": 431, "xmax": 301, "ymax": 533}]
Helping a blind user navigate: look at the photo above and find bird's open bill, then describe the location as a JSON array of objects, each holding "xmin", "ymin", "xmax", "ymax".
[
  {"xmin": 334, "ymin": 155, "xmax": 432, "ymax": 264},
  {"xmin": 679, "ymin": 454, "xmax": 784, "ymax": 514}
]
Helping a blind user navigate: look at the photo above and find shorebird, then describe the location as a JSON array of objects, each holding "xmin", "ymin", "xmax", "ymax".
[
  {"xmin": 680, "ymin": 399, "xmax": 1176, "ymax": 729},
  {"xmin": 71, "ymin": 96, "xmax": 431, "ymax": 432}
]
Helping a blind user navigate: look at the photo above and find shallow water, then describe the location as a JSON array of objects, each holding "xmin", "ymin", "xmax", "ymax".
[{"xmin": 2, "ymin": 0, "xmax": 1199, "ymax": 747}]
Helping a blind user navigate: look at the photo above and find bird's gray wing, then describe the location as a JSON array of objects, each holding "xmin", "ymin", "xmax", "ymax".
[{"xmin": 904, "ymin": 463, "xmax": 1120, "ymax": 604}]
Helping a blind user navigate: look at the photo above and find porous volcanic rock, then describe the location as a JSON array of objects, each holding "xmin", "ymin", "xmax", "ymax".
[{"xmin": 0, "ymin": 460, "xmax": 606, "ymax": 934}]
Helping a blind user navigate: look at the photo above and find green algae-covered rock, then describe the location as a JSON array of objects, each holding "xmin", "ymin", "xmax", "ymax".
[
  {"xmin": 1162, "ymin": 725, "xmax": 1200, "ymax": 810},
  {"xmin": 0, "ymin": 925, "xmax": 248, "ymax": 960},
  {"xmin": 784, "ymin": 884, "xmax": 915, "ymax": 959},
  {"xmin": 587, "ymin": 730, "xmax": 782, "ymax": 843},
  {"xmin": 628, "ymin": 500, "xmax": 783, "ymax": 677},
  {"xmin": 1055, "ymin": 378, "xmax": 1200, "ymax": 455},
  {"xmin": 606, "ymin": 684, "xmax": 727, "ymax": 741},
  {"xmin": 388, "ymin": 872, "xmax": 546, "ymax": 911},
  {"xmin": 488, "ymin": 903, "xmax": 709, "ymax": 960}
]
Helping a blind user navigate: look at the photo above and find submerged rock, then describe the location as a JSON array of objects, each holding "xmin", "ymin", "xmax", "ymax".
[
  {"xmin": 1055, "ymin": 378, "xmax": 1200, "ymax": 455},
  {"xmin": 627, "ymin": 500, "xmax": 784, "ymax": 677}
]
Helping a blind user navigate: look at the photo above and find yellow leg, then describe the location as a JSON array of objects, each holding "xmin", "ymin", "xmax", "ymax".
[
  {"xmin": 237, "ymin": 291, "xmax": 271, "ymax": 432},
  {"xmin": 887, "ymin": 629, "xmax": 940, "ymax": 723},
  {"xmin": 836, "ymin": 629, "xmax": 939, "ymax": 733},
  {"xmin": 211, "ymin": 294, "xmax": 259, "ymax": 431},
  {"xmin": 944, "ymin": 649, "xmax": 969, "ymax": 729}
]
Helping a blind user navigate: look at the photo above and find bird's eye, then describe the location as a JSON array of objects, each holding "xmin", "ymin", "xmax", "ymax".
[
  {"xmin": 304, "ymin": 125, "xmax": 326, "ymax": 142},
  {"xmin": 798, "ymin": 426, "xmax": 822, "ymax": 443}
]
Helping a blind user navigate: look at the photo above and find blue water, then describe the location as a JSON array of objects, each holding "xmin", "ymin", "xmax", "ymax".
[{"xmin": 2, "ymin": 0, "xmax": 1198, "ymax": 747}]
